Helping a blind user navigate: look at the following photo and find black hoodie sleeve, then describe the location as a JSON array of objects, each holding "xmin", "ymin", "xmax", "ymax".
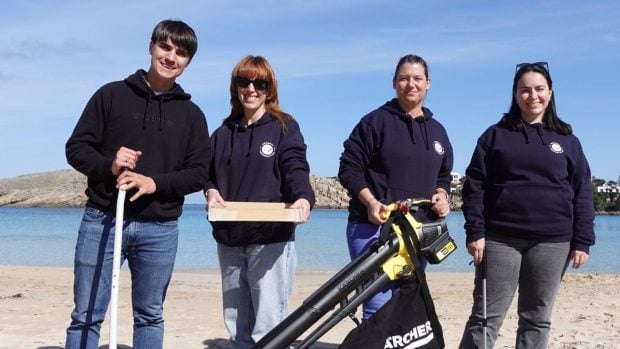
[
  {"xmin": 569, "ymin": 137, "xmax": 595, "ymax": 253},
  {"xmin": 462, "ymin": 131, "xmax": 492, "ymax": 243},
  {"xmin": 338, "ymin": 116, "xmax": 380, "ymax": 197},
  {"xmin": 204, "ymin": 131, "xmax": 218, "ymax": 193},
  {"xmin": 435, "ymin": 123, "xmax": 454, "ymax": 194},
  {"xmin": 278, "ymin": 119, "xmax": 315, "ymax": 206},
  {"xmin": 66, "ymin": 85, "xmax": 115, "ymax": 181}
]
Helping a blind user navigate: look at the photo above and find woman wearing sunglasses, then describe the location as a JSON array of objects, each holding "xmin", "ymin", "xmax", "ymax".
[
  {"xmin": 204, "ymin": 55, "xmax": 314, "ymax": 349},
  {"xmin": 459, "ymin": 62, "xmax": 595, "ymax": 348},
  {"xmin": 338, "ymin": 54, "xmax": 453, "ymax": 320}
]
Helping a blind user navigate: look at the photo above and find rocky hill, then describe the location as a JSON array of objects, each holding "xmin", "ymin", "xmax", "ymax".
[
  {"xmin": 309, "ymin": 175, "xmax": 350, "ymax": 209},
  {"xmin": 0, "ymin": 169, "xmax": 87, "ymax": 207},
  {"xmin": 0, "ymin": 169, "xmax": 350, "ymax": 209}
]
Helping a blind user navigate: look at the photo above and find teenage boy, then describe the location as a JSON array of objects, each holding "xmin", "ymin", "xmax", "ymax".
[{"xmin": 64, "ymin": 19, "xmax": 211, "ymax": 349}]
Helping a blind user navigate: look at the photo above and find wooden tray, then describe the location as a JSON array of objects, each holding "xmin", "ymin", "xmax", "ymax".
[{"xmin": 207, "ymin": 201, "xmax": 302, "ymax": 222}]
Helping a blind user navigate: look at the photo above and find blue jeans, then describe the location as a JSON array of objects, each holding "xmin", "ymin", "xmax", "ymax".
[
  {"xmin": 65, "ymin": 207, "xmax": 178, "ymax": 349},
  {"xmin": 217, "ymin": 241, "xmax": 297, "ymax": 349},
  {"xmin": 346, "ymin": 223, "xmax": 427, "ymax": 320},
  {"xmin": 458, "ymin": 235, "xmax": 570, "ymax": 349}
]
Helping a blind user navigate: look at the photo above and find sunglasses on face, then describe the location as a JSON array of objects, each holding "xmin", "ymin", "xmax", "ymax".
[
  {"xmin": 234, "ymin": 77, "xmax": 270, "ymax": 91},
  {"xmin": 515, "ymin": 61, "xmax": 549, "ymax": 73}
]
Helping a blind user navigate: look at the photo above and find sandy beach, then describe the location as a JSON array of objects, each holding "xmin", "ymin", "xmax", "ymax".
[{"xmin": 0, "ymin": 266, "xmax": 617, "ymax": 349}]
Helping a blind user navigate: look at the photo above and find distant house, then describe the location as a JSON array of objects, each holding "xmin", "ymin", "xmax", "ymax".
[
  {"xmin": 597, "ymin": 183, "xmax": 619, "ymax": 194},
  {"xmin": 450, "ymin": 172, "xmax": 462, "ymax": 194}
]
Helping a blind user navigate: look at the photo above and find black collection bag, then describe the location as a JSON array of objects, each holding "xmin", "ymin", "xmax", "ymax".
[
  {"xmin": 340, "ymin": 212, "xmax": 445, "ymax": 349},
  {"xmin": 340, "ymin": 279, "xmax": 442, "ymax": 349}
]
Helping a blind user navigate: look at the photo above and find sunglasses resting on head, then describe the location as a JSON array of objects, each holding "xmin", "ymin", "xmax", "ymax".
[{"xmin": 516, "ymin": 61, "xmax": 549, "ymax": 73}]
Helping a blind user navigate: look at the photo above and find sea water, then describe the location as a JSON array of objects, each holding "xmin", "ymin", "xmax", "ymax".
[{"xmin": 0, "ymin": 205, "xmax": 618, "ymax": 273}]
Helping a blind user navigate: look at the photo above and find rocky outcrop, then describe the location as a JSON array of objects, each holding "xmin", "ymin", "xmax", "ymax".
[
  {"xmin": 0, "ymin": 169, "xmax": 351, "ymax": 209},
  {"xmin": 0, "ymin": 169, "xmax": 469, "ymax": 210},
  {"xmin": 0, "ymin": 169, "xmax": 87, "ymax": 207},
  {"xmin": 0, "ymin": 169, "xmax": 472, "ymax": 210},
  {"xmin": 310, "ymin": 175, "xmax": 349, "ymax": 209}
]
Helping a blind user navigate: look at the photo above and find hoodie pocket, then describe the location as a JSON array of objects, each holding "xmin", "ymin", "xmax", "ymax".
[{"xmin": 489, "ymin": 186, "xmax": 573, "ymax": 225}]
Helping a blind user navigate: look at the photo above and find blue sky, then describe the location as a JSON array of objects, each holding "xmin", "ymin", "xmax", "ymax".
[{"xmin": 2, "ymin": 0, "xmax": 619, "ymax": 187}]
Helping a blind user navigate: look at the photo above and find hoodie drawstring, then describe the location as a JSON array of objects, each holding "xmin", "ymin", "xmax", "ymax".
[
  {"xmin": 141, "ymin": 93, "xmax": 165, "ymax": 131},
  {"xmin": 406, "ymin": 118, "xmax": 416, "ymax": 144},
  {"xmin": 228, "ymin": 125, "xmax": 238, "ymax": 163},
  {"xmin": 534, "ymin": 125, "xmax": 547, "ymax": 145},
  {"xmin": 521, "ymin": 121, "xmax": 547, "ymax": 145},
  {"xmin": 228, "ymin": 122, "xmax": 256, "ymax": 161},
  {"xmin": 247, "ymin": 125, "xmax": 255, "ymax": 157},
  {"xmin": 418, "ymin": 118, "xmax": 430, "ymax": 150},
  {"xmin": 405, "ymin": 113, "xmax": 430, "ymax": 150},
  {"xmin": 520, "ymin": 120, "xmax": 530, "ymax": 144},
  {"xmin": 142, "ymin": 92, "xmax": 167, "ymax": 132},
  {"xmin": 158, "ymin": 97, "xmax": 165, "ymax": 131},
  {"xmin": 142, "ymin": 93, "xmax": 152, "ymax": 130}
]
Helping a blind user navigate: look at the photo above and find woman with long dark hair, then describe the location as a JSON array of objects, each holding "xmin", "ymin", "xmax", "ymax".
[{"xmin": 459, "ymin": 62, "xmax": 595, "ymax": 348}]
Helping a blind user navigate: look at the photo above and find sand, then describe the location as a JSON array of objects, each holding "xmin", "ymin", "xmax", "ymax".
[{"xmin": 0, "ymin": 266, "xmax": 617, "ymax": 348}]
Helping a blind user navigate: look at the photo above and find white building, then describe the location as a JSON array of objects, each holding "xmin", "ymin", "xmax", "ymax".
[
  {"xmin": 450, "ymin": 172, "xmax": 462, "ymax": 194},
  {"xmin": 597, "ymin": 183, "xmax": 619, "ymax": 194}
]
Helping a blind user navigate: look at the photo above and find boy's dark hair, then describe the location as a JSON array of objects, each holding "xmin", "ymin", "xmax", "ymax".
[{"xmin": 151, "ymin": 19, "xmax": 198, "ymax": 60}]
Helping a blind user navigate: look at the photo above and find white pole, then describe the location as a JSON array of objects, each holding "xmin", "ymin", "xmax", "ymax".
[
  {"xmin": 482, "ymin": 277, "xmax": 487, "ymax": 349},
  {"xmin": 109, "ymin": 187, "xmax": 126, "ymax": 349},
  {"xmin": 482, "ymin": 256, "xmax": 487, "ymax": 349}
]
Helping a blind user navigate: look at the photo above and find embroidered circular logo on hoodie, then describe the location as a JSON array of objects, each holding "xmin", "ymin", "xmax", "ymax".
[
  {"xmin": 260, "ymin": 142, "xmax": 276, "ymax": 157},
  {"xmin": 549, "ymin": 142, "xmax": 564, "ymax": 154},
  {"xmin": 433, "ymin": 141, "xmax": 445, "ymax": 155}
]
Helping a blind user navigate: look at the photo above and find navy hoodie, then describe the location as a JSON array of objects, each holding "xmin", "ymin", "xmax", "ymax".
[
  {"xmin": 66, "ymin": 69, "xmax": 212, "ymax": 220},
  {"xmin": 462, "ymin": 122, "xmax": 595, "ymax": 253},
  {"xmin": 339, "ymin": 99, "xmax": 453, "ymax": 223},
  {"xmin": 207, "ymin": 112, "xmax": 315, "ymax": 246}
]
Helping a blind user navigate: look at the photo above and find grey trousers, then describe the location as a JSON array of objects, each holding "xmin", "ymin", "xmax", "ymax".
[{"xmin": 459, "ymin": 235, "xmax": 570, "ymax": 349}]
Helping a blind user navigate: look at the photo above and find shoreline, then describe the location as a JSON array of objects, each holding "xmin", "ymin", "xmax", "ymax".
[
  {"xmin": 4, "ymin": 264, "xmax": 618, "ymax": 275},
  {"xmin": 3, "ymin": 204, "xmax": 620, "ymax": 215},
  {"xmin": 1, "ymin": 266, "xmax": 618, "ymax": 348}
]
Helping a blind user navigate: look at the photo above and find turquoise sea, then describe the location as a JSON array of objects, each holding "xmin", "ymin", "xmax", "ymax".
[{"xmin": 1, "ymin": 205, "xmax": 618, "ymax": 273}]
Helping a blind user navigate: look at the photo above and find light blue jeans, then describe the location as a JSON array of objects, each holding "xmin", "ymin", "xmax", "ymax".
[
  {"xmin": 65, "ymin": 207, "xmax": 178, "ymax": 349},
  {"xmin": 458, "ymin": 235, "xmax": 570, "ymax": 349},
  {"xmin": 217, "ymin": 241, "xmax": 297, "ymax": 349},
  {"xmin": 346, "ymin": 223, "xmax": 427, "ymax": 320}
]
